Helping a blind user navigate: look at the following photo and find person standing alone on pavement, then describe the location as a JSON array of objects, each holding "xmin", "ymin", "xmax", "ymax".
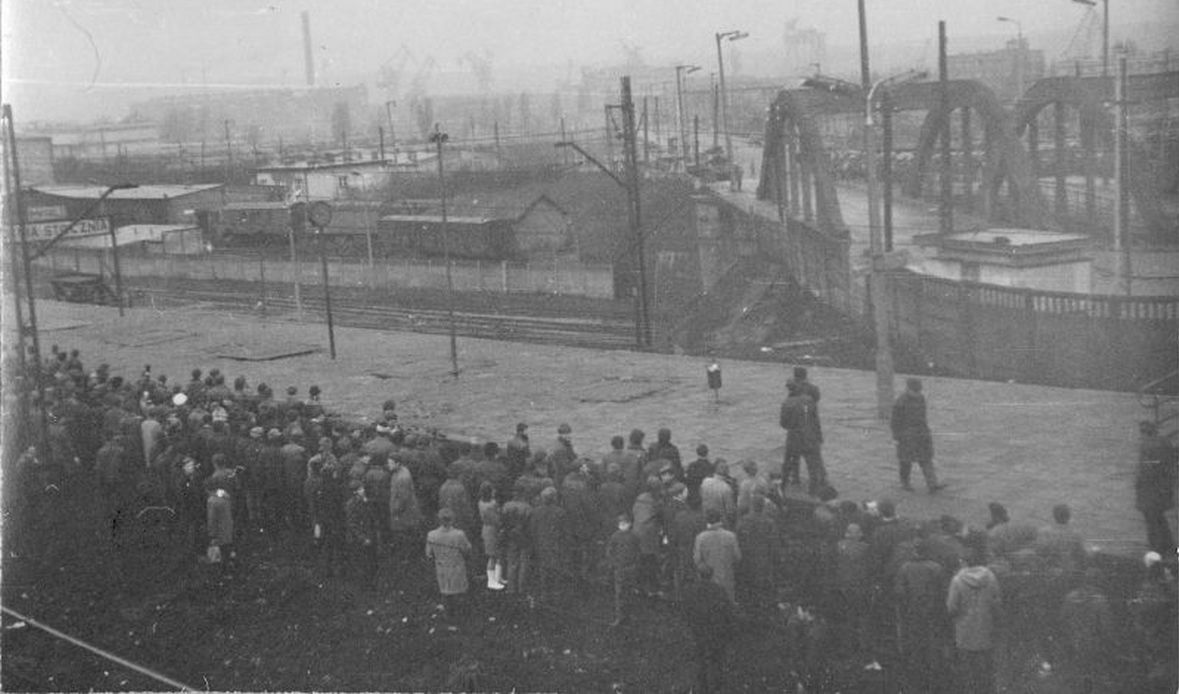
[
  {"xmin": 780, "ymin": 381, "xmax": 826, "ymax": 495},
  {"xmin": 1135, "ymin": 420, "xmax": 1177, "ymax": 554},
  {"xmin": 891, "ymin": 378, "xmax": 946, "ymax": 494}
]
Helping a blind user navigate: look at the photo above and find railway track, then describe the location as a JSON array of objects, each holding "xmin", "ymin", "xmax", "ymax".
[{"xmin": 130, "ymin": 283, "xmax": 640, "ymax": 351}]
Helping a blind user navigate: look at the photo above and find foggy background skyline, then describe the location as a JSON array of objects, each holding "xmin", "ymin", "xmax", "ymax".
[{"xmin": 3, "ymin": 0, "xmax": 1178, "ymax": 124}]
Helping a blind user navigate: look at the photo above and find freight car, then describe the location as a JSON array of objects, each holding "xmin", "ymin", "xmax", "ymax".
[
  {"xmin": 215, "ymin": 203, "xmax": 522, "ymax": 261},
  {"xmin": 376, "ymin": 214, "xmax": 519, "ymax": 260}
]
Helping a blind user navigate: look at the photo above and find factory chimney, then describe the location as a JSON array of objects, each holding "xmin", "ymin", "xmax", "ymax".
[{"xmin": 302, "ymin": 11, "xmax": 315, "ymax": 87}]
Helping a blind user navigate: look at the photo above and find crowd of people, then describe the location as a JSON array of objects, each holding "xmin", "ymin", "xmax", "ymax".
[{"xmin": 6, "ymin": 347, "xmax": 1178, "ymax": 693}]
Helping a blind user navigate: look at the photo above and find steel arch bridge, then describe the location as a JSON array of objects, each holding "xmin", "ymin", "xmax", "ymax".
[
  {"xmin": 1011, "ymin": 72, "xmax": 1179, "ymax": 239},
  {"xmin": 756, "ymin": 72, "xmax": 1179, "ymax": 242}
]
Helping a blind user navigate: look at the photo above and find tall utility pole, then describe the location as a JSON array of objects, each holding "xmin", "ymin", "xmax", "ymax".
[
  {"xmin": 694, "ymin": 114, "xmax": 701, "ymax": 168},
  {"xmin": 938, "ymin": 21, "xmax": 953, "ymax": 235},
  {"xmin": 560, "ymin": 116, "xmax": 569, "ymax": 165},
  {"xmin": 857, "ymin": 0, "xmax": 895, "ymax": 421},
  {"xmin": 711, "ymin": 77, "xmax": 720, "ymax": 150},
  {"xmin": 604, "ymin": 105, "xmax": 613, "ymax": 169},
  {"xmin": 224, "ymin": 119, "xmax": 233, "ymax": 180},
  {"xmin": 308, "ymin": 201, "xmax": 337, "ymax": 359},
  {"xmin": 3, "ymin": 104, "xmax": 48, "ymax": 450},
  {"xmin": 1114, "ymin": 53, "xmax": 1131, "ymax": 295},
  {"xmin": 554, "ymin": 134, "xmax": 645, "ymax": 350},
  {"xmin": 620, "ymin": 77, "xmax": 652, "ymax": 349},
  {"xmin": 431, "ymin": 124, "xmax": 460, "ymax": 377},
  {"xmin": 882, "ymin": 90, "xmax": 895, "ymax": 251},
  {"xmin": 653, "ymin": 96, "xmax": 661, "ymax": 148},
  {"xmin": 104, "ymin": 197, "xmax": 125, "ymax": 317},
  {"xmin": 288, "ymin": 202, "xmax": 306, "ymax": 320},
  {"xmin": 675, "ymin": 65, "xmax": 701, "ymax": 169},
  {"xmin": 642, "ymin": 96, "xmax": 650, "ymax": 165}
]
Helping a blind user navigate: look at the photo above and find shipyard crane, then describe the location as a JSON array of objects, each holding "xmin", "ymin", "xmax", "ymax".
[
  {"xmin": 406, "ymin": 55, "xmax": 438, "ymax": 139},
  {"xmin": 460, "ymin": 50, "xmax": 494, "ymax": 93},
  {"xmin": 1060, "ymin": 4, "xmax": 1102, "ymax": 67},
  {"xmin": 378, "ymin": 45, "xmax": 416, "ymax": 101}
]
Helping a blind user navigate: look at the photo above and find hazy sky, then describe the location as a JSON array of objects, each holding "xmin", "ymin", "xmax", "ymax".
[{"xmin": 3, "ymin": 0, "xmax": 1177, "ymax": 122}]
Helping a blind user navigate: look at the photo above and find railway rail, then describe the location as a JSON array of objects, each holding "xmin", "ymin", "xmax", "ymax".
[{"xmin": 128, "ymin": 281, "xmax": 639, "ymax": 352}]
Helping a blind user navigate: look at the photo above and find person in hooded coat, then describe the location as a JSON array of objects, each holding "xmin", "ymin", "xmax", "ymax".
[{"xmin": 946, "ymin": 538, "xmax": 1002, "ymax": 694}]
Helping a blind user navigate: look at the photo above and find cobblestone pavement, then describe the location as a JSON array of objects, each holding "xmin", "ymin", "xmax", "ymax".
[{"xmin": 29, "ymin": 298, "xmax": 1168, "ymax": 559}]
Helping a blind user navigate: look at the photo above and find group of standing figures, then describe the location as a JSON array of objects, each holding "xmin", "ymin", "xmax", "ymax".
[
  {"xmin": 7, "ymin": 349, "xmax": 1178, "ymax": 693},
  {"xmin": 779, "ymin": 367, "xmax": 945, "ymax": 496}
]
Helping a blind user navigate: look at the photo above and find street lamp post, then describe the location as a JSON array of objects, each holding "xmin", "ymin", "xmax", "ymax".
[
  {"xmin": 860, "ymin": 68, "xmax": 929, "ymax": 420},
  {"xmin": 714, "ymin": 29, "xmax": 748, "ymax": 184},
  {"xmin": 997, "ymin": 16, "xmax": 1025, "ymax": 99},
  {"xmin": 430, "ymin": 124, "xmax": 460, "ymax": 378},
  {"xmin": 675, "ymin": 65, "xmax": 701, "ymax": 169}
]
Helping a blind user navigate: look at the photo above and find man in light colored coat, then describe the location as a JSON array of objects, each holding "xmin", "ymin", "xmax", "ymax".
[
  {"xmin": 700, "ymin": 460, "xmax": 736, "ymax": 525},
  {"xmin": 694, "ymin": 509, "xmax": 741, "ymax": 603}
]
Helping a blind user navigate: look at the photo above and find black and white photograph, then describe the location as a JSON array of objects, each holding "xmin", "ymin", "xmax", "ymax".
[{"xmin": 2, "ymin": 0, "xmax": 1177, "ymax": 691}]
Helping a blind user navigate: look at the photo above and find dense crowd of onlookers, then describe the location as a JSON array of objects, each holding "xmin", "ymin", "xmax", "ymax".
[{"xmin": 6, "ymin": 345, "xmax": 1178, "ymax": 693}]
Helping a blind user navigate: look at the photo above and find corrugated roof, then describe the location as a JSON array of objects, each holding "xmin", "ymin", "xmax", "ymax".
[
  {"xmin": 223, "ymin": 201, "xmax": 289, "ymax": 210},
  {"xmin": 379, "ymin": 214, "xmax": 494, "ymax": 225},
  {"xmin": 32, "ymin": 184, "xmax": 223, "ymax": 200}
]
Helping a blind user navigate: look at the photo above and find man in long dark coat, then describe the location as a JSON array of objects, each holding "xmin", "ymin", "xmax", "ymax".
[
  {"xmin": 529, "ymin": 486, "xmax": 567, "ymax": 595},
  {"xmin": 1136, "ymin": 420, "xmax": 1177, "ymax": 554},
  {"xmin": 780, "ymin": 382, "xmax": 826, "ymax": 496},
  {"xmin": 736, "ymin": 493, "xmax": 778, "ymax": 609},
  {"xmin": 890, "ymin": 378, "xmax": 946, "ymax": 494},
  {"xmin": 895, "ymin": 538, "xmax": 950, "ymax": 693},
  {"xmin": 681, "ymin": 564, "xmax": 738, "ymax": 694}
]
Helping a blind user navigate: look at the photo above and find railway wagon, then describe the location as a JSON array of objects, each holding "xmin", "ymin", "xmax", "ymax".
[
  {"xmin": 215, "ymin": 204, "xmax": 522, "ymax": 261},
  {"xmin": 376, "ymin": 214, "xmax": 520, "ymax": 261}
]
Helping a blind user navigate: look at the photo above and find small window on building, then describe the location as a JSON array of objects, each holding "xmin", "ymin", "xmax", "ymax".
[{"xmin": 963, "ymin": 262, "xmax": 981, "ymax": 283}]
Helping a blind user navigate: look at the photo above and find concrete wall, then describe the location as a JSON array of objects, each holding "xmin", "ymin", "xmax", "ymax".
[
  {"xmin": 914, "ymin": 257, "xmax": 1093, "ymax": 294},
  {"xmin": 39, "ymin": 250, "xmax": 615, "ymax": 299}
]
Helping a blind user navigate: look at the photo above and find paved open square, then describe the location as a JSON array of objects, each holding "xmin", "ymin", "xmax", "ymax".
[{"xmin": 32, "ymin": 298, "xmax": 1160, "ymax": 558}]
